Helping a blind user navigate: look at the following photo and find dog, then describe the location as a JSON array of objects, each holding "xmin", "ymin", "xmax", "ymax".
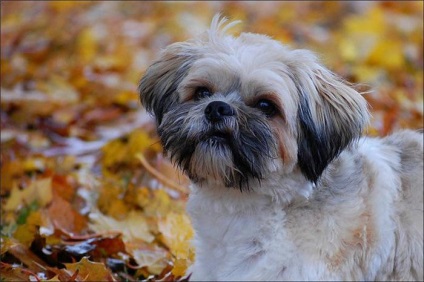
[{"xmin": 138, "ymin": 15, "xmax": 423, "ymax": 281}]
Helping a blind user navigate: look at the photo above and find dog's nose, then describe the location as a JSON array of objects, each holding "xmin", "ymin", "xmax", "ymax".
[{"xmin": 205, "ymin": 101, "xmax": 235, "ymax": 122}]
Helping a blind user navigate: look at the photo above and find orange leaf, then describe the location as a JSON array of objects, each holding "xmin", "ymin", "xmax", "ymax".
[
  {"xmin": 47, "ymin": 193, "xmax": 87, "ymax": 234},
  {"xmin": 52, "ymin": 174, "xmax": 76, "ymax": 202}
]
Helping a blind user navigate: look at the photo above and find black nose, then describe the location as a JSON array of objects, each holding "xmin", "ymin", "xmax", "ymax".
[{"xmin": 205, "ymin": 101, "xmax": 235, "ymax": 122}]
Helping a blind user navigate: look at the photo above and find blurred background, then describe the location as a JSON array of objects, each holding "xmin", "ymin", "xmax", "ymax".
[{"xmin": 1, "ymin": 1, "xmax": 423, "ymax": 281}]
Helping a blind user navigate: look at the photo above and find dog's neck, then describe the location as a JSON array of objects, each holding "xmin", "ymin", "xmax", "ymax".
[
  {"xmin": 186, "ymin": 147, "xmax": 362, "ymax": 214},
  {"xmin": 188, "ymin": 169, "xmax": 314, "ymax": 214}
]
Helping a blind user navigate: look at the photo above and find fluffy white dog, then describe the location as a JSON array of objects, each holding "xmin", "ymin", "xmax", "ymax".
[{"xmin": 139, "ymin": 15, "xmax": 423, "ymax": 281}]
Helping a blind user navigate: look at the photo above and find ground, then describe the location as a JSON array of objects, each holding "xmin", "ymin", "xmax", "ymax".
[{"xmin": 1, "ymin": 2, "xmax": 422, "ymax": 281}]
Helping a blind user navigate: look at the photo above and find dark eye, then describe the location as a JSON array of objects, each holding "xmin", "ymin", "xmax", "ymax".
[
  {"xmin": 194, "ymin": 87, "xmax": 212, "ymax": 100},
  {"xmin": 255, "ymin": 99, "xmax": 278, "ymax": 118}
]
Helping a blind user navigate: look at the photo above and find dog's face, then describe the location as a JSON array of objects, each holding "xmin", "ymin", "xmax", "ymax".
[{"xmin": 139, "ymin": 16, "xmax": 369, "ymax": 190}]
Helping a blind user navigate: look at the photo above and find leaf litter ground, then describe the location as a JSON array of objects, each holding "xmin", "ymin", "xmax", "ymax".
[{"xmin": 1, "ymin": 2, "xmax": 422, "ymax": 281}]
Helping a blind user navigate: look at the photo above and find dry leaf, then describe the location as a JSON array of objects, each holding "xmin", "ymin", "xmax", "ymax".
[
  {"xmin": 64, "ymin": 257, "xmax": 115, "ymax": 281},
  {"xmin": 129, "ymin": 244, "xmax": 170, "ymax": 275},
  {"xmin": 158, "ymin": 213, "xmax": 195, "ymax": 276},
  {"xmin": 4, "ymin": 178, "xmax": 53, "ymax": 211},
  {"xmin": 47, "ymin": 193, "xmax": 88, "ymax": 234},
  {"xmin": 89, "ymin": 210, "xmax": 154, "ymax": 243},
  {"xmin": 1, "ymin": 2, "xmax": 422, "ymax": 281}
]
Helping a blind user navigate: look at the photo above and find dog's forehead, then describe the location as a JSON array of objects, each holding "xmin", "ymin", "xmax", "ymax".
[
  {"xmin": 205, "ymin": 34, "xmax": 289, "ymax": 73},
  {"xmin": 184, "ymin": 36, "xmax": 295, "ymax": 100}
]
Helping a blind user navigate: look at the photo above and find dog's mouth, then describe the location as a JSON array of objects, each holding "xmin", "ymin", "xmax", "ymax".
[{"xmin": 204, "ymin": 130, "xmax": 232, "ymax": 144}]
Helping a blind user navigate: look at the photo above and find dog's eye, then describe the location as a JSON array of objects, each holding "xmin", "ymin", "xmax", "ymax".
[
  {"xmin": 194, "ymin": 87, "xmax": 212, "ymax": 100},
  {"xmin": 255, "ymin": 99, "xmax": 278, "ymax": 118}
]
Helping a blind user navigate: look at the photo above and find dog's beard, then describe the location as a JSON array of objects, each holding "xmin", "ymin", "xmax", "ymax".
[{"xmin": 157, "ymin": 102, "xmax": 278, "ymax": 190}]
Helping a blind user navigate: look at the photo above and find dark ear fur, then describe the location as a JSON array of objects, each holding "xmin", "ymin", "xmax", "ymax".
[
  {"xmin": 297, "ymin": 93, "xmax": 360, "ymax": 183},
  {"xmin": 294, "ymin": 57, "xmax": 369, "ymax": 183},
  {"xmin": 138, "ymin": 42, "xmax": 198, "ymax": 124}
]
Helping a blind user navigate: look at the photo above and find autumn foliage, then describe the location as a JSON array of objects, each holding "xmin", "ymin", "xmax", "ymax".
[{"xmin": 1, "ymin": 2, "xmax": 423, "ymax": 281}]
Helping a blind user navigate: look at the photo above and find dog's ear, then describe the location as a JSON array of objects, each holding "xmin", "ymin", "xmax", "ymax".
[
  {"xmin": 138, "ymin": 42, "xmax": 198, "ymax": 125},
  {"xmin": 291, "ymin": 50, "xmax": 370, "ymax": 183}
]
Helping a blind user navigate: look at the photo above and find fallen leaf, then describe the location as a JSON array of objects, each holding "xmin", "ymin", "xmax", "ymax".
[
  {"xmin": 91, "ymin": 236, "xmax": 126, "ymax": 257},
  {"xmin": 89, "ymin": 210, "xmax": 154, "ymax": 243},
  {"xmin": 0, "ymin": 2, "xmax": 422, "ymax": 281},
  {"xmin": 101, "ymin": 131, "xmax": 161, "ymax": 170},
  {"xmin": 129, "ymin": 244, "xmax": 170, "ymax": 275},
  {"xmin": 367, "ymin": 40, "xmax": 404, "ymax": 70},
  {"xmin": 64, "ymin": 257, "xmax": 115, "ymax": 281},
  {"xmin": 158, "ymin": 212, "xmax": 194, "ymax": 276},
  {"xmin": 77, "ymin": 27, "xmax": 98, "ymax": 64},
  {"xmin": 4, "ymin": 177, "xmax": 53, "ymax": 211},
  {"xmin": 2, "ymin": 237, "xmax": 49, "ymax": 272},
  {"xmin": 47, "ymin": 193, "xmax": 88, "ymax": 234},
  {"xmin": 13, "ymin": 210, "xmax": 42, "ymax": 246}
]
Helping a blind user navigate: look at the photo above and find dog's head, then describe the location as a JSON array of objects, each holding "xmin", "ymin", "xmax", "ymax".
[{"xmin": 139, "ymin": 15, "xmax": 369, "ymax": 190}]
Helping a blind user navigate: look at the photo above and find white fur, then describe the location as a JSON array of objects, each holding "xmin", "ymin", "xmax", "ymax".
[{"xmin": 187, "ymin": 130, "xmax": 423, "ymax": 281}]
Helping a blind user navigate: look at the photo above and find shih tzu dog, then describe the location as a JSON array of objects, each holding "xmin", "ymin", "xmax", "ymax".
[{"xmin": 138, "ymin": 15, "xmax": 423, "ymax": 281}]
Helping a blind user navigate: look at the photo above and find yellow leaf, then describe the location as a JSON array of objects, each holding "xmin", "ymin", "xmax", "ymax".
[
  {"xmin": 64, "ymin": 257, "xmax": 115, "ymax": 281},
  {"xmin": 339, "ymin": 38, "xmax": 357, "ymax": 62},
  {"xmin": 106, "ymin": 200, "xmax": 129, "ymax": 220},
  {"xmin": 135, "ymin": 187, "xmax": 151, "ymax": 208},
  {"xmin": 89, "ymin": 210, "xmax": 154, "ymax": 243},
  {"xmin": 93, "ymin": 51, "xmax": 130, "ymax": 72},
  {"xmin": 344, "ymin": 6, "xmax": 385, "ymax": 35},
  {"xmin": 352, "ymin": 65, "xmax": 382, "ymax": 83},
  {"xmin": 172, "ymin": 258, "xmax": 192, "ymax": 277},
  {"xmin": 77, "ymin": 27, "xmax": 98, "ymax": 63},
  {"xmin": 97, "ymin": 182, "xmax": 128, "ymax": 218},
  {"xmin": 22, "ymin": 158, "xmax": 45, "ymax": 172},
  {"xmin": 113, "ymin": 90, "xmax": 138, "ymax": 106},
  {"xmin": 130, "ymin": 246, "xmax": 169, "ymax": 275},
  {"xmin": 101, "ymin": 131, "xmax": 160, "ymax": 169},
  {"xmin": 1, "ymin": 159, "xmax": 23, "ymax": 192},
  {"xmin": 13, "ymin": 211, "xmax": 42, "ymax": 246},
  {"xmin": 1, "ymin": 237, "xmax": 15, "ymax": 255},
  {"xmin": 158, "ymin": 212, "xmax": 195, "ymax": 275},
  {"xmin": 141, "ymin": 189, "xmax": 174, "ymax": 217},
  {"xmin": 158, "ymin": 212, "xmax": 194, "ymax": 260},
  {"xmin": 101, "ymin": 138, "xmax": 127, "ymax": 168},
  {"xmin": 4, "ymin": 178, "xmax": 53, "ymax": 211},
  {"xmin": 128, "ymin": 131, "xmax": 161, "ymax": 157},
  {"xmin": 367, "ymin": 40, "xmax": 404, "ymax": 70},
  {"xmin": 340, "ymin": 6, "xmax": 388, "ymax": 63},
  {"xmin": 49, "ymin": 1, "xmax": 87, "ymax": 11}
]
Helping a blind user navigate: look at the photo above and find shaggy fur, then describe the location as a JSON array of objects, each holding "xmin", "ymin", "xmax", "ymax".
[{"xmin": 139, "ymin": 15, "xmax": 423, "ymax": 281}]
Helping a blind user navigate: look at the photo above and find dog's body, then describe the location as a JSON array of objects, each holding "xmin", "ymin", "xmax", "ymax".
[
  {"xmin": 139, "ymin": 15, "xmax": 423, "ymax": 281},
  {"xmin": 187, "ymin": 130, "xmax": 423, "ymax": 281}
]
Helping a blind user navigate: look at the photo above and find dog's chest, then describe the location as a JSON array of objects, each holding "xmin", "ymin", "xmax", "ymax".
[{"xmin": 187, "ymin": 191, "xmax": 326, "ymax": 280}]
